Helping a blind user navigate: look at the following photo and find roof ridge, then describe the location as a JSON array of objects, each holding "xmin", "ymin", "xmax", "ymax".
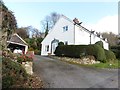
[{"xmin": 60, "ymin": 14, "xmax": 74, "ymax": 23}]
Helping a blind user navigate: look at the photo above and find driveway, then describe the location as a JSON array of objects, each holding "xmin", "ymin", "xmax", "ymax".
[{"xmin": 33, "ymin": 55, "xmax": 119, "ymax": 88}]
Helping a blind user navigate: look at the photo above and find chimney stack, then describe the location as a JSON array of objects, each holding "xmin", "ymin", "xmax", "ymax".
[{"xmin": 73, "ymin": 18, "xmax": 79, "ymax": 24}]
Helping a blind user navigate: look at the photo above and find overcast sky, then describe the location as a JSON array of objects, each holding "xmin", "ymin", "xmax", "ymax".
[{"xmin": 4, "ymin": 1, "xmax": 118, "ymax": 34}]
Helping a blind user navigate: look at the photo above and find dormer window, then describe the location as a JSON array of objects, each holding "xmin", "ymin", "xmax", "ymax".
[{"xmin": 63, "ymin": 26, "xmax": 68, "ymax": 32}]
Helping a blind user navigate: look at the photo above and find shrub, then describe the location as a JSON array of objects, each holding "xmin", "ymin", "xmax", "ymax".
[
  {"xmin": 58, "ymin": 42, "xmax": 64, "ymax": 46},
  {"xmin": 17, "ymin": 54, "xmax": 33, "ymax": 64},
  {"xmin": 54, "ymin": 46, "xmax": 62, "ymax": 56},
  {"xmin": 105, "ymin": 49, "xmax": 116, "ymax": 61},
  {"xmin": 34, "ymin": 49, "xmax": 40, "ymax": 55},
  {"xmin": 111, "ymin": 49, "xmax": 120, "ymax": 59},
  {"xmin": 54, "ymin": 44, "xmax": 106, "ymax": 62},
  {"xmin": 93, "ymin": 44, "xmax": 106, "ymax": 62},
  {"xmin": 110, "ymin": 45, "xmax": 120, "ymax": 59},
  {"xmin": 28, "ymin": 47, "xmax": 34, "ymax": 51},
  {"xmin": 95, "ymin": 41, "xmax": 104, "ymax": 48},
  {"xmin": 2, "ymin": 57, "xmax": 28, "ymax": 88},
  {"xmin": 8, "ymin": 51, "xmax": 16, "ymax": 59}
]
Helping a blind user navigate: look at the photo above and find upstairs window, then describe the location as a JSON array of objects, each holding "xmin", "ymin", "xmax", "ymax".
[{"xmin": 63, "ymin": 26, "xmax": 68, "ymax": 32}]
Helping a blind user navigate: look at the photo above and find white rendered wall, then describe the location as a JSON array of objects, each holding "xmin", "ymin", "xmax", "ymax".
[
  {"xmin": 75, "ymin": 25, "xmax": 109, "ymax": 50},
  {"xmin": 41, "ymin": 16, "xmax": 75, "ymax": 55},
  {"xmin": 75, "ymin": 25, "xmax": 90, "ymax": 45}
]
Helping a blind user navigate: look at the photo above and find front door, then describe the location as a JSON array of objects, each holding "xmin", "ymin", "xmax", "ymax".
[{"xmin": 51, "ymin": 39, "xmax": 59, "ymax": 54}]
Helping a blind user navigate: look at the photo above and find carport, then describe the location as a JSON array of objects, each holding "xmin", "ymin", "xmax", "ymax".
[{"xmin": 7, "ymin": 33, "xmax": 28, "ymax": 54}]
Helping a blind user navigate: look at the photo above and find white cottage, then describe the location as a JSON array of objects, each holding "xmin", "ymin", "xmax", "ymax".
[{"xmin": 41, "ymin": 15, "xmax": 109, "ymax": 56}]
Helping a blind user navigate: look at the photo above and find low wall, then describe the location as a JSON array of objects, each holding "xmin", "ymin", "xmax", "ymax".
[{"xmin": 22, "ymin": 62, "xmax": 33, "ymax": 75}]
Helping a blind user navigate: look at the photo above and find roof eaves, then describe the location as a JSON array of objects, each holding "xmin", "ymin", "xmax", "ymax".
[{"xmin": 13, "ymin": 33, "xmax": 28, "ymax": 45}]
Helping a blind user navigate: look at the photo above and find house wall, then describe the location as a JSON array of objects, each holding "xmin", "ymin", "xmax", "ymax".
[
  {"xmin": 41, "ymin": 16, "xmax": 75, "ymax": 55},
  {"xmin": 75, "ymin": 25, "xmax": 109, "ymax": 50},
  {"xmin": 75, "ymin": 25, "xmax": 90, "ymax": 45}
]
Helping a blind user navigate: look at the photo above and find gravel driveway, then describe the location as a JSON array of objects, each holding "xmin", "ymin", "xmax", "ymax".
[{"xmin": 33, "ymin": 55, "xmax": 119, "ymax": 88}]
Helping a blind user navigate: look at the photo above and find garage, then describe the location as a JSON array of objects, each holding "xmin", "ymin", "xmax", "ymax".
[{"xmin": 7, "ymin": 33, "xmax": 28, "ymax": 54}]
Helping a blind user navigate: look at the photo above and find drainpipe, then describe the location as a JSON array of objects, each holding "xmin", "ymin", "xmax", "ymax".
[
  {"xmin": 74, "ymin": 23, "xmax": 76, "ymax": 44},
  {"xmin": 90, "ymin": 30, "xmax": 92, "ymax": 44},
  {"xmin": 90, "ymin": 33, "xmax": 91, "ymax": 44}
]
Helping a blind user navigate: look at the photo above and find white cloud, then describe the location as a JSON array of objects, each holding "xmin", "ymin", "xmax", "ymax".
[{"xmin": 84, "ymin": 15, "xmax": 118, "ymax": 34}]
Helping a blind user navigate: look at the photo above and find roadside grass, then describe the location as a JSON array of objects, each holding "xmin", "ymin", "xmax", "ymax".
[
  {"xmin": 86, "ymin": 59, "xmax": 120, "ymax": 69},
  {"xmin": 66, "ymin": 60, "xmax": 119, "ymax": 69},
  {"xmin": 54, "ymin": 57, "xmax": 120, "ymax": 69}
]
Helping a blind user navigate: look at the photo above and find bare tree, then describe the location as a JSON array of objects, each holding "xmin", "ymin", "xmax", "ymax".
[
  {"xmin": 51, "ymin": 12, "xmax": 60, "ymax": 25},
  {"xmin": 26, "ymin": 26, "xmax": 42, "ymax": 38},
  {"xmin": 16, "ymin": 27, "xmax": 29, "ymax": 39},
  {"xmin": 101, "ymin": 32, "xmax": 118, "ymax": 46},
  {"xmin": 44, "ymin": 21, "xmax": 48, "ymax": 37},
  {"xmin": 41, "ymin": 12, "xmax": 60, "ymax": 34}
]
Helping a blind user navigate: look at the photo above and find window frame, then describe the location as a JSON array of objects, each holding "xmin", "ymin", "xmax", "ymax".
[
  {"xmin": 63, "ymin": 26, "xmax": 68, "ymax": 32},
  {"xmin": 45, "ymin": 45, "xmax": 49, "ymax": 52}
]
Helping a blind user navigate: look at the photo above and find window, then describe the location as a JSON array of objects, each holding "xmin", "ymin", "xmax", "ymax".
[
  {"xmin": 45, "ymin": 45, "xmax": 49, "ymax": 52},
  {"xmin": 63, "ymin": 26, "xmax": 68, "ymax": 32},
  {"xmin": 65, "ymin": 41, "xmax": 68, "ymax": 45}
]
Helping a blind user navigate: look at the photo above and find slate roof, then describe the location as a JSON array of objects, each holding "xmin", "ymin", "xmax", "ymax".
[{"xmin": 8, "ymin": 33, "xmax": 28, "ymax": 45}]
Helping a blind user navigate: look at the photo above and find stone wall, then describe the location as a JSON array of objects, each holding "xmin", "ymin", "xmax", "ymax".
[
  {"xmin": 51, "ymin": 56, "xmax": 100, "ymax": 65},
  {"xmin": 22, "ymin": 62, "xmax": 33, "ymax": 75}
]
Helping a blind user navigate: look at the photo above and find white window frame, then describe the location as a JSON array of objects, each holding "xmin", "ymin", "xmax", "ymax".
[{"xmin": 63, "ymin": 26, "xmax": 68, "ymax": 32}]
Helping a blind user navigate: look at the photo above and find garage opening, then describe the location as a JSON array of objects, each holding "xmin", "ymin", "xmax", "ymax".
[{"xmin": 7, "ymin": 43, "xmax": 25, "ymax": 53}]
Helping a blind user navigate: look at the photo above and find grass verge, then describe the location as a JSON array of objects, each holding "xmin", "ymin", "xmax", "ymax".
[
  {"xmin": 84, "ymin": 59, "xmax": 120, "ymax": 69},
  {"xmin": 50, "ymin": 56, "xmax": 120, "ymax": 69},
  {"xmin": 64, "ymin": 59, "xmax": 120, "ymax": 69}
]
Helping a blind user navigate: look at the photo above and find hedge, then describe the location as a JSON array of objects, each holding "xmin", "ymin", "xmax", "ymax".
[
  {"xmin": 104, "ymin": 49, "xmax": 116, "ymax": 61},
  {"xmin": 95, "ymin": 41, "xmax": 104, "ymax": 48},
  {"xmin": 58, "ymin": 42, "xmax": 64, "ymax": 46},
  {"xmin": 54, "ymin": 44, "xmax": 106, "ymax": 62},
  {"xmin": 93, "ymin": 44, "xmax": 106, "ymax": 62},
  {"xmin": 110, "ymin": 45, "xmax": 120, "ymax": 59}
]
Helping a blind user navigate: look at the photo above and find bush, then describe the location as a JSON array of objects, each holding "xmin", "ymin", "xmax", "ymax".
[
  {"xmin": 54, "ymin": 44, "xmax": 106, "ymax": 62},
  {"xmin": 28, "ymin": 47, "xmax": 34, "ymax": 51},
  {"xmin": 93, "ymin": 44, "xmax": 106, "ymax": 62},
  {"xmin": 58, "ymin": 42, "xmax": 64, "ymax": 46},
  {"xmin": 2, "ymin": 57, "xmax": 28, "ymax": 88},
  {"xmin": 17, "ymin": 54, "xmax": 33, "ymax": 64},
  {"xmin": 110, "ymin": 45, "xmax": 120, "ymax": 59},
  {"xmin": 95, "ymin": 41, "xmax": 104, "ymax": 48},
  {"xmin": 34, "ymin": 49, "xmax": 41, "ymax": 55},
  {"xmin": 105, "ymin": 49, "xmax": 116, "ymax": 61}
]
